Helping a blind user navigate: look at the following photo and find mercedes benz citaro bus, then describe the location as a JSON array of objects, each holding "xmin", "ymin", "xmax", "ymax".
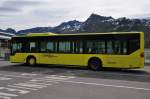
[{"xmin": 10, "ymin": 32, "xmax": 144, "ymax": 70}]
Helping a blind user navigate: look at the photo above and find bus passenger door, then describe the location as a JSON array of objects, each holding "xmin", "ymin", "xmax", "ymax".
[
  {"xmin": 39, "ymin": 41, "xmax": 56, "ymax": 64},
  {"xmin": 106, "ymin": 40, "xmax": 127, "ymax": 67},
  {"xmin": 54, "ymin": 41, "xmax": 84, "ymax": 66}
]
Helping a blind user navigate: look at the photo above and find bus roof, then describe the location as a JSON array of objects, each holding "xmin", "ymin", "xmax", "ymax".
[{"xmin": 15, "ymin": 32, "xmax": 143, "ymax": 37}]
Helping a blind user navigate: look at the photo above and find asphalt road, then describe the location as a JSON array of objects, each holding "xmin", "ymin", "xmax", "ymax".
[{"xmin": 0, "ymin": 60, "xmax": 150, "ymax": 99}]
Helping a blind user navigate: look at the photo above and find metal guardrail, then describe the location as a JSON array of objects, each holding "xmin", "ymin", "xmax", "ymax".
[{"xmin": 145, "ymin": 49, "xmax": 150, "ymax": 63}]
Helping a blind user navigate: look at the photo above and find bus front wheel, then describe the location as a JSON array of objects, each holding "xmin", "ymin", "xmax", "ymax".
[
  {"xmin": 88, "ymin": 59, "xmax": 102, "ymax": 71},
  {"xmin": 26, "ymin": 57, "xmax": 36, "ymax": 66}
]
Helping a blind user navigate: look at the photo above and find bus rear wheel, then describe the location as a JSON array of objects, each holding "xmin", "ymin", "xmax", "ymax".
[
  {"xmin": 88, "ymin": 59, "xmax": 102, "ymax": 71},
  {"xmin": 26, "ymin": 57, "xmax": 36, "ymax": 66}
]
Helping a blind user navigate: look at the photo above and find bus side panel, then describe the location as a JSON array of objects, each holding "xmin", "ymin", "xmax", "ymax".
[
  {"xmin": 140, "ymin": 32, "xmax": 144, "ymax": 67},
  {"xmin": 83, "ymin": 54, "xmax": 129, "ymax": 68},
  {"xmin": 102, "ymin": 50, "xmax": 144, "ymax": 68},
  {"xmin": 55, "ymin": 54, "xmax": 85, "ymax": 66},
  {"xmin": 10, "ymin": 51, "xmax": 144, "ymax": 69},
  {"xmin": 10, "ymin": 53, "xmax": 86, "ymax": 66},
  {"xmin": 10, "ymin": 53, "xmax": 40, "ymax": 64},
  {"xmin": 83, "ymin": 50, "xmax": 144, "ymax": 69},
  {"xmin": 38, "ymin": 53, "xmax": 86, "ymax": 66},
  {"xmin": 10, "ymin": 53, "xmax": 27, "ymax": 63}
]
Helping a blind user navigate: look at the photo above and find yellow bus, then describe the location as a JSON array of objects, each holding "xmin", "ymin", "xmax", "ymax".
[{"xmin": 10, "ymin": 32, "xmax": 144, "ymax": 70}]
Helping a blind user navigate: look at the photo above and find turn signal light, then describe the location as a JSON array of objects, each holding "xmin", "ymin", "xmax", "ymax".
[{"xmin": 140, "ymin": 52, "xmax": 144, "ymax": 58}]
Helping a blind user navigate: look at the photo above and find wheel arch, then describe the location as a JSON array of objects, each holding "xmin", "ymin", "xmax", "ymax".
[
  {"xmin": 88, "ymin": 57, "xmax": 103, "ymax": 67},
  {"xmin": 26, "ymin": 55, "xmax": 36, "ymax": 63}
]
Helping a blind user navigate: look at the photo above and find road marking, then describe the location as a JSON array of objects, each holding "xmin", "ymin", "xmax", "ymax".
[
  {"xmin": 0, "ymin": 74, "xmax": 76, "ymax": 99},
  {"xmin": 14, "ymin": 83, "xmax": 47, "ymax": 89},
  {"xmin": 0, "ymin": 71, "xmax": 149, "ymax": 81},
  {"xmin": 26, "ymin": 82, "xmax": 52, "ymax": 86},
  {"xmin": 8, "ymin": 85, "xmax": 38, "ymax": 91},
  {"xmin": 99, "ymin": 72, "xmax": 150, "ymax": 77},
  {"xmin": 61, "ymin": 80, "xmax": 150, "ymax": 91},
  {"xmin": 0, "ymin": 74, "xmax": 33, "ymax": 79},
  {"xmin": 44, "ymin": 77, "xmax": 71, "ymax": 80},
  {"xmin": 0, "ymin": 74, "xmax": 75, "ymax": 80},
  {"xmin": 0, "ymin": 87, "xmax": 29, "ymax": 94},
  {"xmin": 0, "ymin": 92, "xmax": 18, "ymax": 97},
  {"xmin": 1, "ymin": 73, "xmax": 150, "ymax": 91},
  {"xmin": 0, "ymin": 95, "xmax": 11, "ymax": 99},
  {"xmin": 49, "ymin": 75, "xmax": 75, "ymax": 78},
  {"xmin": 30, "ymin": 79, "xmax": 59, "ymax": 83},
  {"xmin": 21, "ymin": 73, "xmax": 38, "ymax": 76},
  {"xmin": 0, "ymin": 77, "xmax": 12, "ymax": 80}
]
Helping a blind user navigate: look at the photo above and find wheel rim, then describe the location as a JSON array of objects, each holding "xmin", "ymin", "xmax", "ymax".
[
  {"xmin": 90, "ymin": 60, "xmax": 100, "ymax": 70},
  {"xmin": 29, "ymin": 58, "xmax": 35, "ymax": 65}
]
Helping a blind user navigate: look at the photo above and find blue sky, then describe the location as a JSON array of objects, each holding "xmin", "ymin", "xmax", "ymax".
[{"xmin": 0, "ymin": 0, "xmax": 150, "ymax": 30}]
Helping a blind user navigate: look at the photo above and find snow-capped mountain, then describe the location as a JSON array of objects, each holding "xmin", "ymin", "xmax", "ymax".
[
  {"xmin": 15, "ymin": 13, "xmax": 150, "ymax": 35},
  {"xmin": 53, "ymin": 20, "xmax": 82, "ymax": 33},
  {"xmin": 0, "ymin": 28, "xmax": 16, "ymax": 34},
  {"xmin": 17, "ymin": 20, "xmax": 82, "ymax": 34},
  {"xmin": 1, "ymin": 13, "xmax": 150, "ymax": 47}
]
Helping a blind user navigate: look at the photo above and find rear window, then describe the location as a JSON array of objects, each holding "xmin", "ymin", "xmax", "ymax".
[{"xmin": 128, "ymin": 39, "xmax": 140, "ymax": 54}]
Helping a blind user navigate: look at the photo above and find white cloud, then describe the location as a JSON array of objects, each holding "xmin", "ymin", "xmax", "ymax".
[{"xmin": 0, "ymin": 0, "xmax": 150, "ymax": 30}]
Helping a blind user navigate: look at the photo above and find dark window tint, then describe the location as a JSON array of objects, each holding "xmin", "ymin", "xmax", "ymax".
[
  {"xmin": 97, "ymin": 41, "xmax": 105, "ymax": 54},
  {"xmin": 11, "ymin": 33, "xmax": 140, "ymax": 55},
  {"xmin": 29, "ymin": 42, "xmax": 37, "ymax": 52},
  {"xmin": 85, "ymin": 40, "xmax": 128, "ymax": 54},
  {"xmin": 58, "ymin": 41, "xmax": 71, "ymax": 53},
  {"xmin": 106, "ymin": 40, "xmax": 127, "ymax": 54},
  {"xmin": 57, "ymin": 41, "xmax": 83, "ymax": 54},
  {"xmin": 40, "ymin": 41, "xmax": 55, "ymax": 52},
  {"xmin": 128, "ymin": 39, "xmax": 140, "ymax": 54},
  {"xmin": 122, "ymin": 41, "xmax": 127, "ymax": 54},
  {"xmin": 72, "ymin": 41, "xmax": 83, "ymax": 53},
  {"xmin": 85, "ymin": 40, "xmax": 105, "ymax": 54},
  {"xmin": 47, "ymin": 42, "xmax": 55, "ymax": 52},
  {"xmin": 107, "ymin": 41, "xmax": 114, "ymax": 54},
  {"xmin": 113, "ymin": 41, "xmax": 122, "ymax": 54},
  {"xmin": 12, "ymin": 42, "xmax": 22, "ymax": 53}
]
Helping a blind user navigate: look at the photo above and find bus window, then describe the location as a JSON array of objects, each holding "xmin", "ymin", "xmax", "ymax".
[
  {"xmin": 85, "ymin": 40, "xmax": 105, "ymax": 54},
  {"xmin": 58, "ymin": 41, "xmax": 71, "ymax": 53},
  {"xmin": 40, "ymin": 42, "xmax": 47, "ymax": 52},
  {"xmin": 30, "ymin": 42, "xmax": 36, "ymax": 52},
  {"xmin": 40, "ymin": 42, "xmax": 54, "ymax": 53},
  {"xmin": 78, "ymin": 41, "xmax": 83, "ymax": 53},
  {"xmin": 128, "ymin": 39, "xmax": 140, "ymax": 54},
  {"xmin": 12, "ymin": 42, "xmax": 22, "ymax": 53},
  {"xmin": 86, "ymin": 41, "xmax": 93, "ymax": 53},
  {"xmin": 107, "ymin": 41, "xmax": 114, "ymax": 54},
  {"xmin": 107, "ymin": 40, "xmax": 127, "ymax": 55},
  {"xmin": 113, "ymin": 41, "xmax": 121, "ymax": 54},
  {"xmin": 72, "ymin": 41, "xmax": 83, "ymax": 54},
  {"xmin": 47, "ymin": 42, "xmax": 54, "ymax": 52},
  {"xmin": 122, "ymin": 41, "xmax": 127, "ymax": 54},
  {"xmin": 95, "ymin": 41, "xmax": 105, "ymax": 54}
]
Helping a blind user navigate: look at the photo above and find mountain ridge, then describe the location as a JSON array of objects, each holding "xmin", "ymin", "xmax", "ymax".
[{"xmin": 1, "ymin": 13, "xmax": 150, "ymax": 47}]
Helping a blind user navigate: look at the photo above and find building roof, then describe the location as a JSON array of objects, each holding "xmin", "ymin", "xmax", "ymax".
[
  {"xmin": 0, "ymin": 32, "xmax": 15, "ymax": 36},
  {"xmin": 0, "ymin": 32, "xmax": 15, "ymax": 40},
  {"xmin": 0, "ymin": 35, "xmax": 11, "ymax": 40}
]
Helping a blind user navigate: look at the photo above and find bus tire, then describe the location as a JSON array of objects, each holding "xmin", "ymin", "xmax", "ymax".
[
  {"xmin": 26, "ymin": 56, "xmax": 36, "ymax": 66},
  {"xmin": 88, "ymin": 58, "xmax": 102, "ymax": 71}
]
